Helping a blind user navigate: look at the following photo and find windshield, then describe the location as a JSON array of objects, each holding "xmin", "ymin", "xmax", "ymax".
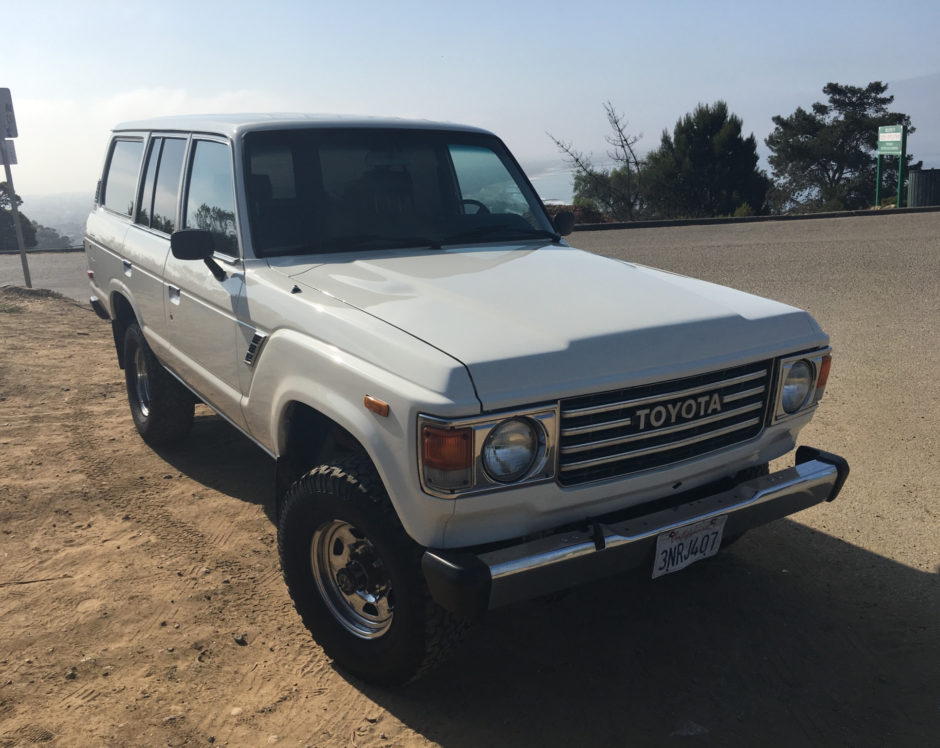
[{"xmin": 243, "ymin": 128, "xmax": 554, "ymax": 256}]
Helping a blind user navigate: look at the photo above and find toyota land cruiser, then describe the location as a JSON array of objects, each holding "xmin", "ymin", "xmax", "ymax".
[{"xmin": 85, "ymin": 115, "xmax": 849, "ymax": 685}]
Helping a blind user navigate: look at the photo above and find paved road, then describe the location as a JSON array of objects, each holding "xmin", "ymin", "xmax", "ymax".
[
  {"xmin": 5, "ymin": 211, "xmax": 938, "ymax": 312},
  {"xmin": 0, "ymin": 250, "xmax": 90, "ymax": 304}
]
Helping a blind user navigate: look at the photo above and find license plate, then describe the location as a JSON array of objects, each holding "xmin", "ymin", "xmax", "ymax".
[{"xmin": 652, "ymin": 515, "xmax": 727, "ymax": 579}]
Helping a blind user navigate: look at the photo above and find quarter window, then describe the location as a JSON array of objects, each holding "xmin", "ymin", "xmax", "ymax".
[
  {"xmin": 102, "ymin": 139, "xmax": 143, "ymax": 216},
  {"xmin": 184, "ymin": 140, "xmax": 238, "ymax": 256}
]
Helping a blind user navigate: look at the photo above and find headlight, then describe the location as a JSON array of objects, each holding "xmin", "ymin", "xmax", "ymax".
[
  {"xmin": 418, "ymin": 408, "xmax": 557, "ymax": 498},
  {"xmin": 481, "ymin": 418, "xmax": 539, "ymax": 483},
  {"xmin": 781, "ymin": 359, "xmax": 814, "ymax": 413}
]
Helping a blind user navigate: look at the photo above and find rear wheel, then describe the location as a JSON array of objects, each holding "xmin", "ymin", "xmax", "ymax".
[
  {"xmin": 123, "ymin": 323, "xmax": 194, "ymax": 446},
  {"xmin": 278, "ymin": 456, "xmax": 465, "ymax": 685}
]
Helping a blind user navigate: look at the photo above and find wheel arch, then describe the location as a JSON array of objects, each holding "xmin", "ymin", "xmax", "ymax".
[
  {"xmin": 275, "ymin": 399, "xmax": 378, "ymax": 515},
  {"xmin": 109, "ymin": 290, "xmax": 137, "ymax": 370}
]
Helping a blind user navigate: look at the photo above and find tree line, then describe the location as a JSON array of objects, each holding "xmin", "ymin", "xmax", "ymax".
[
  {"xmin": 0, "ymin": 183, "xmax": 76, "ymax": 251},
  {"xmin": 550, "ymin": 81, "xmax": 918, "ymax": 222}
]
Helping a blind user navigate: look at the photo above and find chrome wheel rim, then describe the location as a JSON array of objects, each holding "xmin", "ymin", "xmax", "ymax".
[
  {"xmin": 133, "ymin": 347, "xmax": 152, "ymax": 417},
  {"xmin": 311, "ymin": 520, "xmax": 394, "ymax": 639}
]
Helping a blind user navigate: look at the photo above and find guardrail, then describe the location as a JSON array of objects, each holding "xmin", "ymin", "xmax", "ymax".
[{"xmin": 571, "ymin": 204, "xmax": 940, "ymax": 232}]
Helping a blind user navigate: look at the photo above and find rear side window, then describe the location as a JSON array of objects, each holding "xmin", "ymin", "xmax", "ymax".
[
  {"xmin": 183, "ymin": 140, "xmax": 238, "ymax": 256},
  {"xmin": 102, "ymin": 139, "xmax": 143, "ymax": 216}
]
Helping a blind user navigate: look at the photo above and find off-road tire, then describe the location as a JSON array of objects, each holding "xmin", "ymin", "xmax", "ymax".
[
  {"xmin": 123, "ymin": 323, "xmax": 194, "ymax": 446},
  {"xmin": 278, "ymin": 455, "xmax": 466, "ymax": 686}
]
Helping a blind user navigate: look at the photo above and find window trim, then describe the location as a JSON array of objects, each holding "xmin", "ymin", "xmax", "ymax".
[{"xmin": 135, "ymin": 135, "xmax": 162, "ymax": 229}]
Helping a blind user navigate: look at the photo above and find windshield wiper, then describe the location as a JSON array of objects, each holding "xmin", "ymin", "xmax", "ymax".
[{"xmin": 440, "ymin": 225, "xmax": 561, "ymax": 245}]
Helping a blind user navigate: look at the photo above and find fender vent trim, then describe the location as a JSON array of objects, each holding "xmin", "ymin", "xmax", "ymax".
[{"xmin": 244, "ymin": 332, "xmax": 268, "ymax": 366}]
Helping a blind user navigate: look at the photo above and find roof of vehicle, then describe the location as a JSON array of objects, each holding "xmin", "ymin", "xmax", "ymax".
[{"xmin": 112, "ymin": 113, "xmax": 494, "ymax": 138}]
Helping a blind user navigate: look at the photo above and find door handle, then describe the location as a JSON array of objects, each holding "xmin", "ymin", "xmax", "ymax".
[
  {"xmin": 122, "ymin": 260, "xmax": 132, "ymax": 277},
  {"xmin": 168, "ymin": 285, "xmax": 181, "ymax": 305}
]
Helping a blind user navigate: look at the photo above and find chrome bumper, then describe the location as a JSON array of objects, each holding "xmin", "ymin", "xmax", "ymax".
[
  {"xmin": 89, "ymin": 295, "xmax": 110, "ymax": 321},
  {"xmin": 422, "ymin": 447, "xmax": 849, "ymax": 617}
]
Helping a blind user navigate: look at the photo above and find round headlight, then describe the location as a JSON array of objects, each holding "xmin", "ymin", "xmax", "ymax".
[
  {"xmin": 482, "ymin": 418, "xmax": 539, "ymax": 483},
  {"xmin": 781, "ymin": 360, "xmax": 814, "ymax": 413}
]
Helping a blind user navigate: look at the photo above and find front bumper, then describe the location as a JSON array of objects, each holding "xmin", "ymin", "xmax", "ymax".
[{"xmin": 422, "ymin": 446, "xmax": 849, "ymax": 618}]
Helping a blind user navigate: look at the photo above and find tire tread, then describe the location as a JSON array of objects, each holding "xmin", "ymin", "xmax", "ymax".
[{"xmin": 277, "ymin": 454, "xmax": 466, "ymax": 685}]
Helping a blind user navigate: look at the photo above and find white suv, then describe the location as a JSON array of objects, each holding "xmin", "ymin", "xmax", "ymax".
[{"xmin": 85, "ymin": 115, "xmax": 849, "ymax": 685}]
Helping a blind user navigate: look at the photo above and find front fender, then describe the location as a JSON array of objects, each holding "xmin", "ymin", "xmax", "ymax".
[{"xmin": 243, "ymin": 328, "xmax": 479, "ymax": 547}]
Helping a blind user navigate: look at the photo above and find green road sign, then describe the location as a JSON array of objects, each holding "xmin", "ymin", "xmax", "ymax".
[
  {"xmin": 875, "ymin": 125, "xmax": 908, "ymax": 208},
  {"xmin": 878, "ymin": 125, "xmax": 904, "ymax": 155}
]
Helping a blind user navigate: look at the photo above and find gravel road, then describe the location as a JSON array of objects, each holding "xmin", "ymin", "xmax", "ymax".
[{"xmin": 0, "ymin": 212, "xmax": 937, "ymax": 747}]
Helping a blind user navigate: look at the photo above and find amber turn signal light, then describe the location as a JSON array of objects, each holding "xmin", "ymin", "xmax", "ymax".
[
  {"xmin": 364, "ymin": 395, "xmax": 390, "ymax": 418},
  {"xmin": 422, "ymin": 425, "xmax": 473, "ymax": 471},
  {"xmin": 815, "ymin": 354, "xmax": 832, "ymax": 401}
]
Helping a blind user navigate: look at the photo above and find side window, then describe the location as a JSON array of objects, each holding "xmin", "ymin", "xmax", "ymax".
[
  {"xmin": 150, "ymin": 138, "xmax": 187, "ymax": 234},
  {"xmin": 183, "ymin": 140, "xmax": 238, "ymax": 257},
  {"xmin": 102, "ymin": 139, "xmax": 144, "ymax": 216},
  {"xmin": 449, "ymin": 145, "xmax": 531, "ymax": 219}
]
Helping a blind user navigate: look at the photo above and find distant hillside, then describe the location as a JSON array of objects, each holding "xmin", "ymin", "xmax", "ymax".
[{"xmin": 21, "ymin": 193, "xmax": 92, "ymax": 245}]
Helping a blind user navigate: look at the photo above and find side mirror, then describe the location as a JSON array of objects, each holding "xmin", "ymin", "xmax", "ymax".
[
  {"xmin": 171, "ymin": 229, "xmax": 215, "ymax": 260},
  {"xmin": 170, "ymin": 229, "xmax": 227, "ymax": 281},
  {"xmin": 552, "ymin": 210, "xmax": 575, "ymax": 236}
]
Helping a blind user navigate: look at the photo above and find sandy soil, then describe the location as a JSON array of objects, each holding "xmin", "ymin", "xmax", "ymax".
[{"xmin": 0, "ymin": 215, "xmax": 937, "ymax": 747}]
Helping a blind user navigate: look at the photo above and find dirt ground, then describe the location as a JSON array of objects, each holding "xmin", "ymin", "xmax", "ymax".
[{"xmin": 1, "ymin": 214, "xmax": 938, "ymax": 747}]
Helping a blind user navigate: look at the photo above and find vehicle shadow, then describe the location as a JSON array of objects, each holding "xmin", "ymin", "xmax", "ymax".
[
  {"xmin": 153, "ymin": 410, "xmax": 278, "ymax": 523},
  {"xmin": 146, "ymin": 412, "xmax": 937, "ymax": 745},
  {"xmin": 362, "ymin": 519, "xmax": 938, "ymax": 747}
]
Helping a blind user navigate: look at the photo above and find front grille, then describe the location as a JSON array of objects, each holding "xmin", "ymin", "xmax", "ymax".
[{"xmin": 558, "ymin": 360, "xmax": 772, "ymax": 486}]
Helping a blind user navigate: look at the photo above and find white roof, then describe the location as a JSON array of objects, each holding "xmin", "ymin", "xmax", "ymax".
[{"xmin": 112, "ymin": 113, "xmax": 492, "ymax": 138}]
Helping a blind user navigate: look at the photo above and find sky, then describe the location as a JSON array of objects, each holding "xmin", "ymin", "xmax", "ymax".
[{"xmin": 4, "ymin": 0, "xmax": 940, "ymax": 204}]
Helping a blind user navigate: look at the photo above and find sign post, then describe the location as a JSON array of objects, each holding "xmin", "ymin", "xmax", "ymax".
[
  {"xmin": 876, "ymin": 125, "xmax": 907, "ymax": 208},
  {"xmin": 0, "ymin": 88, "xmax": 31, "ymax": 288}
]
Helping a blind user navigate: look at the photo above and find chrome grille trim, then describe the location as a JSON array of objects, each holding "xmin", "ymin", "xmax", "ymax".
[
  {"xmin": 561, "ymin": 415, "xmax": 633, "ymax": 437},
  {"xmin": 558, "ymin": 360, "xmax": 771, "ymax": 486},
  {"xmin": 560, "ymin": 418, "xmax": 763, "ymax": 471},
  {"xmin": 560, "ymin": 401, "xmax": 764, "ymax": 456},
  {"xmin": 560, "ymin": 370, "xmax": 766, "ymax": 419},
  {"xmin": 722, "ymin": 385, "xmax": 766, "ymax": 403}
]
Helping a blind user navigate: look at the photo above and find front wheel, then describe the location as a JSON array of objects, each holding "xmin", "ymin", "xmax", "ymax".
[
  {"xmin": 123, "ymin": 323, "xmax": 194, "ymax": 446},
  {"xmin": 278, "ymin": 456, "xmax": 465, "ymax": 685}
]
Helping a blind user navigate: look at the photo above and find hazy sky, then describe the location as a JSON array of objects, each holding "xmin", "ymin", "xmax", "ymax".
[{"xmin": 5, "ymin": 0, "xmax": 940, "ymax": 202}]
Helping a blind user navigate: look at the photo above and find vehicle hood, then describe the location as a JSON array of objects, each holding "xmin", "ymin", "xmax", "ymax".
[{"xmin": 271, "ymin": 245, "xmax": 825, "ymax": 410}]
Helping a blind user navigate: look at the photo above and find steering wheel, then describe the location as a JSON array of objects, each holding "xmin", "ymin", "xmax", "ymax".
[{"xmin": 461, "ymin": 199, "xmax": 490, "ymax": 215}]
